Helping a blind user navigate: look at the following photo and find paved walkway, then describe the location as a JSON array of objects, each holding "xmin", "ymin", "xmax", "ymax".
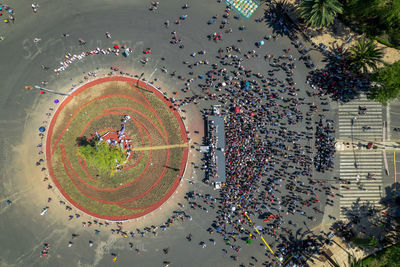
[{"xmin": 132, "ymin": 143, "xmax": 188, "ymax": 151}]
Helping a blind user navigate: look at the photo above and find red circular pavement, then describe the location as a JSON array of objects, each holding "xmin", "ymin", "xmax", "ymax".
[{"xmin": 46, "ymin": 76, "xmax": 188, "ymax": 220}]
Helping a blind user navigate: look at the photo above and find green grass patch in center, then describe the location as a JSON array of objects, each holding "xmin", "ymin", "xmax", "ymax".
[{"xmin": 77, "ymin": 139, "xmax": 126, "ymax": 176}]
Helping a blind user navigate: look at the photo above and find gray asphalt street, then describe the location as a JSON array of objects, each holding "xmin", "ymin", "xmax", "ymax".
[{"xmin": 0, "ymin": 0, "xmax": 333, "ymax": 266}]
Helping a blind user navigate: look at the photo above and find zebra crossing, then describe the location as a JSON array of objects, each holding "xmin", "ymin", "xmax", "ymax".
[
  {"xmin": 339, "ymin": 151, "xmax": 383, "ymax": 218},
  {"xmin": 338, "ymin": 94, "xmax": 383, "ymax": 141},
  {"xmin": 336, "ymin": 93, "xmax": 385, "ymax": 218}
]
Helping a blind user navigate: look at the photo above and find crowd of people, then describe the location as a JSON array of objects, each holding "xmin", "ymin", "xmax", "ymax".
[
  {"xmin": 314, "ymin": 119, "xmax": 335, "ymax": 172},
  {"xmin": 29, "ymin": 0, "xmax": 345, "ymax": 266},
  {"xmin": 186, "ymin": 11, "xmax": 339, "ymax": 266},
  {"xmin": 205, "ymin": 48, "xmax": 330, "ymax": 264},
  {"xmin": 306, "ymin": 57, "xmax": 372, "ymax": 102},
  {"xmin": 1, "ymin": 3, "xmax": 15, "ymax": 24},
  {"xmin": 54, "ymin": 47, "xmax": 127, "ymax": 74},
  {"xmin": 176, "ymin": 4, "xmax": 345, "ymax": 266}
]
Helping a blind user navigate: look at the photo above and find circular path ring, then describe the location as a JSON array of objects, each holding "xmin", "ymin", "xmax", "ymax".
[{"xmin": 46, "ymin": 76, "xmax": 188, "ymax": 221}]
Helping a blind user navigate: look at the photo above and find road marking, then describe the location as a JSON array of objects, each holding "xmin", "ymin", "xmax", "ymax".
[
  {"xmin": 387, "ymin": 104, "xmax": 391, "ymax": 140},
  {"xmin": 395, "ymin": 151, "xmax": 397, "ymax": 197},
  {"xmin": 338, "ymin": 94, "xmax": 383, "ymax": 140},
  {"xmin": 339, "ymin": 150, "xmax": 384, "ymax": 218},
  {"xmin": 237, "ymin": 204, "xmax": 280, "ymax": 262}
]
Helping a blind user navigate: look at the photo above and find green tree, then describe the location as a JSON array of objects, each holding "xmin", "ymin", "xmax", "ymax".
[
  {"xmin": 351, "ymin": 236, "xmax": 380, "ymax": 248},
  {"xmin": 342, "ymin": 0, "xmax": 400, "ymax": 46},
  {"xmin": 382, "ymin": 243, "xmax": 400, "ymax": 266},
  {"xmin": 344, "ymin": 0, "xmax": 381, "ymax": 25},
  {"xmin": 382, "ymin": 0, "xmax": 400, "ymax": 46},
  {"xmin": 370, "ymin": 61, "xmax": 400, "ymax": 105},
  {"xmin": 380, "ymin": 0, "xmax": 400, "ymax": 28},
  {"xmin": 349, "ymin": 38, "xmax": 384, "ymax": 73},
  {"xmin": 299, "ymin": 0, "xmax": 343, "ymax": 27},
  {"xmin": 77, "ymin": 140, "xmax": 126, "ymax": 175}
]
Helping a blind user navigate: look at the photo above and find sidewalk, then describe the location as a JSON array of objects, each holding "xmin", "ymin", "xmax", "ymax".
[
  {"xmin": 304, "ymin": 221, "xmax": 367, "ymax": 267},
  {"xmin": 308, "ymin": 236, "xmax": 367, "ymax": 267}
]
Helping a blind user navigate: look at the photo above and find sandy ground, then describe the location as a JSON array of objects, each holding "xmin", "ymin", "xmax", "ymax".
[{"xmin": 309, "ymin": 236, "xmax": 367, "ymax": 267}]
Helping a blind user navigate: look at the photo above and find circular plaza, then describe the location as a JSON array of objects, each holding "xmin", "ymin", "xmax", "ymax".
[{"xmin": 46, "ymin": 76, "xmax": 188, "ymax": 220}]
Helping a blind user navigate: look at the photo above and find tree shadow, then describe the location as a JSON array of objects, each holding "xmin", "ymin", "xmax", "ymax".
[
  {"xmin": 263, "ymin": 1, "xmax": 300, "ymax": 39},
  {"xmin": 381, "ymin": 182, "xmax": 400, "ymax": 205},
  {"xmin": 278, "ymin": 224, "xmax": 330, "ymax": 266},
  {"xmin": 330, "ymin": 21, "xmax": 354, "ymax": 39},
  {"xmin": 164, "ymin": 165, "xmax": 180, "ymax": 172},
  {"xmin": 306, "ymin": 49, "xmax": 371, "ymax": 103},
  {"xmin": 76, "ymin": 136, "xmax": 96, "ymax": 147},
  {"xmin": 333, "ymin": 185, "xmax": 400, "ymax": 254}
]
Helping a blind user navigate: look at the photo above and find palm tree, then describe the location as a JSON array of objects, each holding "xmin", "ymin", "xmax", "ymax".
[
  {"xmin": 299, "ymin": 0, "xmax": 343, "ymax": 28},
  {"xmin": 349, "ymin": 38, "xmax": 384, "ymax": 73}
]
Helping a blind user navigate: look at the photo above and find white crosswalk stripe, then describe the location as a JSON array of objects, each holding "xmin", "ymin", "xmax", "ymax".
[
  {"xmin": 338, "ymin": 94, "xmax": 383, "ymax": 140},
  {"xmin": 339, "ymin": 151, "xmax": 383, "ymax": 219}
]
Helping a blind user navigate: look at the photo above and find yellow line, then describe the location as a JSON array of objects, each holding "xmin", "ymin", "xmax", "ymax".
[
  {"xmin": 238, "ymin": 205, "xmax": 281, "ymax": 262},
  {"xmin": 283, "ymin": 255, "xmax": 294, "ymax": 265},
  {"xmin": 259, "ymin": 235, "xmax": 275, "ymax": 255},
  {"xmin": 394, "ymin": 151, "xmax": 397, "ymax": 197},
  {"xmin": 338, "ymin": 149, "xmax": 400, "ymax": 152},
  {"xmin": 131, "ymin": 143, "xmax": 188, "ymax": 151}
]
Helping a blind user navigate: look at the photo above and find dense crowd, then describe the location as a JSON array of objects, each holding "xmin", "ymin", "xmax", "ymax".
[
  {"xmin": 314, "ymin": 119, "xmax": 335, "ymax": 172},
  {"xmin": 192, "ymin": 9, "xmax": 338, "ymax": 265}
]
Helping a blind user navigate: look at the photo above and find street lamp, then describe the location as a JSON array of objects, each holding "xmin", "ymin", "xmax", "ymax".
[
  {"xmin": 351, "ymin": 116, "xmax": 358, "ymax": 126},
  {"xmin": 136, "ymin": 73, "xmax": 144, "ymax": 86},
  {"xmin": 146, "ymin": 67, "xmax": 158, "ymax": 89},
  {"xmin": 25, "ymin": 85, "xmax": 73, "ymax": 97}
]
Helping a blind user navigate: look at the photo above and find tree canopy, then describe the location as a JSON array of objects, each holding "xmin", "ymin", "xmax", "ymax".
[
  {"xmin": 77, "ymin": 140, "xmax": 126, "ymax": 175},
  {"xmin": 299, "ymin": 0, "xmax": 343, "ymax": 28},
  {"xmin": 370, "ymin": 61, "xmax": 400, "ymax": 104},
  {"xmin": 349, "ymin": 38, "xmax": 384, "ymax": 74},
  {"xmin": 342, "ymin": 0, "xmax": 400, "ymax": 47}
]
